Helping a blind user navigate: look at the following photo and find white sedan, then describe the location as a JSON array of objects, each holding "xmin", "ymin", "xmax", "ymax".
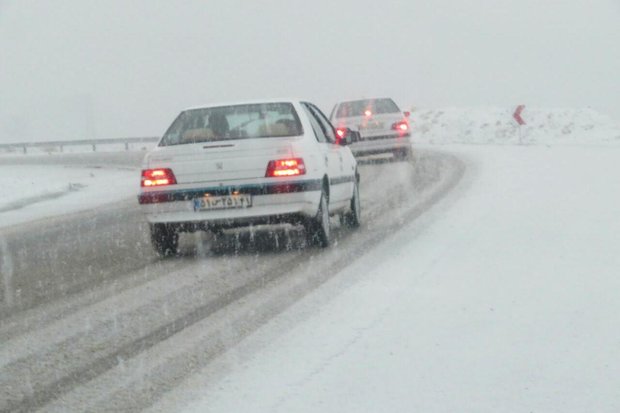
[
  {"xmin": 139, "ymin": 100, "xmax": 361, "ymax": 256},
  {"xmin": 330, "ymin": 97, "xmax": 412, "ymax": 160}
]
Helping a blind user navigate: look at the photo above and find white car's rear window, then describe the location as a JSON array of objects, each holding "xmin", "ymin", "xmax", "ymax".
[
  {"xmin": 335, "ymin": 98, "xmax": 400, "ymax": 118},
  {"xmin": 160, "ymin": 102, "xmax": 303, "ymax": 146}
]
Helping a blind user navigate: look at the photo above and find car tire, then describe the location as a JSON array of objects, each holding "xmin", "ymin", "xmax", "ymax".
[
  {"xmin": 394, "ymin": 147, "xmax": 412, "ymax": 161},
  {"xmin": 150, "ymin": 223, "xmax": 179, "ymax": 257},
  {"xmin": 305, "ymin": 187, "xmax": 331, "ymax": 248},
  {"xmin": 343, "ymin": 178, "xmax": 361, "ymax": 228}
]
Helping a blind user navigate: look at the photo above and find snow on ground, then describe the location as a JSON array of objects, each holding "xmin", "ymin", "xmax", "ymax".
[
  {"xmin": 151, "ymin": 144, "xmax": 620, "ymax": 413},
  {"xmin": 0, "ymin": 164, "xmax": 139, "ymax": 229},
  {"xmin": 412, "ymin": 107, "xmax": 620, "ymax": 145},
  {"xmin": 2, "ymin": 109, "xmax": 619, "ymax": 410}
]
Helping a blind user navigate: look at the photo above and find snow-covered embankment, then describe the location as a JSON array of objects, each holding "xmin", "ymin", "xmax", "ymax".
[{"xmin": 412, "ymin": 107, "xmax": 620, "ymax": 145}]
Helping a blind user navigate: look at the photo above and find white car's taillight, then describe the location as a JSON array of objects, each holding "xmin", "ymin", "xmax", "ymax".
[
  {"xmin": 265, "ymin": 158, "xmax": 306, "ymax": 177},
  {"xmin": 391, "ymin": 120, "xmax": 409, "ymax": 134},
  {"xmin": 141, "ymin": 168, "xmax": 177, "ymax": 187}
]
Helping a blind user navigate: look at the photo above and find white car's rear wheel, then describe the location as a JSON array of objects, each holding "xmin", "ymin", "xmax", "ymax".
[
  {"xmin": 394, "ymin": 147, "xmax": 412, "ymax": 161},
  {"xmin": 343, "ymin": 179, "xmax": 361, "ymax": 228},
  {"xmin": 150, "ymin": 223, "xmax": 179, "ymax": 257},
  {"xmin": 305, "ymin": 187, "xmax": 331, "ymax": 248}
]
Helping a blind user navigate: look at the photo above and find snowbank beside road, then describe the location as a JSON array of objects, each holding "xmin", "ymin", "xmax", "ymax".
[
  {"xmin": 0, "ymin": 164, "xmax": 138, "ymax": 229},
  {"xmin": 412, "ymin": 107, "xmax": 620, "ymax": 145}
]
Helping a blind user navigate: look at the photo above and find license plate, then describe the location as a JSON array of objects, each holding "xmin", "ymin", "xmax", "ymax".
[
  {"xmin": 193, "ymin": 194, "xmax": 253, "ymax": 211},
  {"xmin": 359, "ymin": 122, "xmax": 384, "ymax": 130}
]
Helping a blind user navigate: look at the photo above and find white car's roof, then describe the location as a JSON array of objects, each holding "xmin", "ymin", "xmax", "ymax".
[{"xmin": 183, "ymin": 98, "xmax": 303, "ymax": 112}]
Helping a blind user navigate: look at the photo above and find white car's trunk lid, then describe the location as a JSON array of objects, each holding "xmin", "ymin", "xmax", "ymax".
[{"xmin": 148, "ymin": 138, "xmax": 295, "ymax": 184}]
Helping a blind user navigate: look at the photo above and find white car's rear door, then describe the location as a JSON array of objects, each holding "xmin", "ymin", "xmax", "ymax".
[{"xmin": 302, "ymin": 103, "xmax": 354, "ymax": 207}]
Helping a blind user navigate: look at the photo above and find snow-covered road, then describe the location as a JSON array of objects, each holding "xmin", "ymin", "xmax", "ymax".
[
  {"xmin": 0, "ymin": 148, "xmax": 463, "ymax": 412},
  {"xmin": 154, "ymin": 145, "xmax": 620, "ymax": 413},
  {"xmin": 2, "ymin": 144, "xmax": 618, "ymax": 412}
]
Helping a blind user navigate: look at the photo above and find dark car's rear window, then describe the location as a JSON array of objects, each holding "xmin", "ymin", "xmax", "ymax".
[
  {"xmin": 335, "ymin": 98, "xmax": 400, "ymax": 118},
  {"xmin": 160, "ymin": 102, "xmax": 303, "ymax": 146}
]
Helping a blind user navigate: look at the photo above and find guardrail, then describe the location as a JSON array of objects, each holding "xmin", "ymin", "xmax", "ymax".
[{"xmin": 0, "ymin": 137, "xmax": 160, "ymax": 154}]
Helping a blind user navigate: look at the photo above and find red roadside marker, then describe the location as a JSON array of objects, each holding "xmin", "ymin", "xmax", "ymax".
[{"xmin": 513, "ymin": 105, "xmax": 526, "ymax": 125}]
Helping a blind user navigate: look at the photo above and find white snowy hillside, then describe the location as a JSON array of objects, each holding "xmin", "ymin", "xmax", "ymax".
[{"xmin": 411, "ymin": 108, "xmax": 620, "ymax": 145}]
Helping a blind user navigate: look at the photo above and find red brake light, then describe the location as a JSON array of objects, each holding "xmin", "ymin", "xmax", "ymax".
[
  {"xmin": 336, "ymin": 128, "xmax": 347, "ymax": 139},
  {"xmin": 364, "ymin": 109, "xmax": 372, "ymax": 117},
  {"xmin": 265, "ymin": 158, "xmax": 306, "ymax": 177},
  {"xmin": 141, "ymin": 168, "xmax": 177, "ymax": 187},
  {"xmin": 392, "ymin": 121, "xmax": 409, "ymax": 133}
]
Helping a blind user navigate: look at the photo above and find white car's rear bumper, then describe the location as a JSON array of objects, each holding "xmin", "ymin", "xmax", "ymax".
[
  {"xmin": 139, "ymin": 180, "xmax": 322, "ymax": 228},
  {"xmin": 351, "ymin": 135, "xmax": 411, "ymax": 156}
]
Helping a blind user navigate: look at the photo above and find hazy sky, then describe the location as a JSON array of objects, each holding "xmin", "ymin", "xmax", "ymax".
[{"xmin": 1, "ymin": 0, "xmax": 618, "ymax": 142}]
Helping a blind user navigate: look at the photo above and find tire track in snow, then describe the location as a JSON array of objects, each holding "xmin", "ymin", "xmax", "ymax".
[{"xmin": 0, "ymin": 237, "xmax": 13, "ymax": 308}]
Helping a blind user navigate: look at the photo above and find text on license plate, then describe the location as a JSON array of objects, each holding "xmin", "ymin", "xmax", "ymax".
[
  {"xmin": 359, "ymin": 122, "xmax": 384, "ymax": 130},
  {"xmin": 193, "ymin": 194, "xmax": 253, "ymax": 211}
]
